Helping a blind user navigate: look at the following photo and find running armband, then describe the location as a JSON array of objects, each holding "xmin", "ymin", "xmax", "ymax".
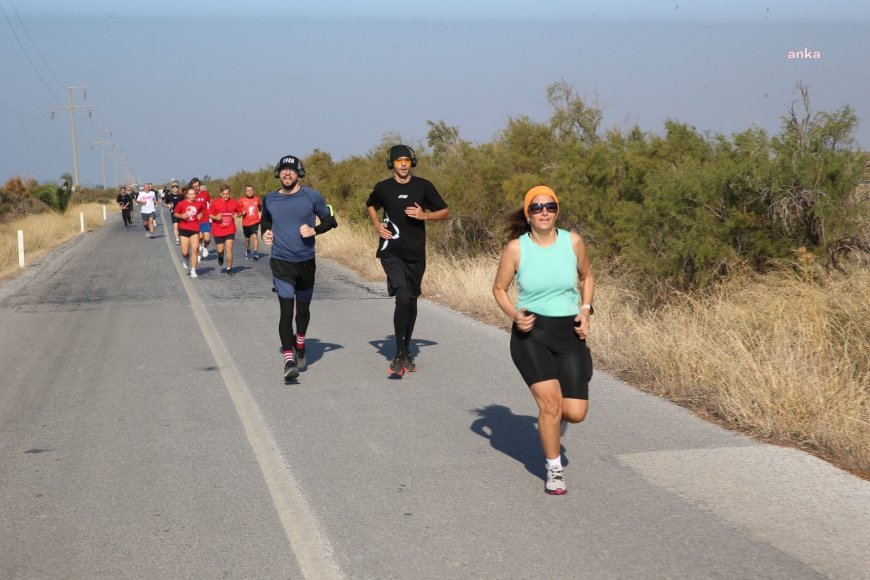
[{"xmin": 314, "ymin": 204, "xmax": 338, "ymax": 235}]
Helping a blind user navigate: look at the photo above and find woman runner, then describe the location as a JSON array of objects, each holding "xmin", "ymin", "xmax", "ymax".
[
  {"xmin": 174, "ymin": 186, "xmax": 207, "ymax": 278},
  {"xmin": 492, "ymin": 185, "xmax": 595, "ymax": 495}
]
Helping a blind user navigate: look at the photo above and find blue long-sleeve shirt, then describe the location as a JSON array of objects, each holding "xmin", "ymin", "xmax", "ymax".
[{"xmin": 261, "ymin": 186, "xmax": 330, "ymax": 262}]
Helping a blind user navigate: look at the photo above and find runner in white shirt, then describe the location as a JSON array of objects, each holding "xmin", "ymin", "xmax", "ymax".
[{"xmin": 136, "ymin": 182, "xmax": 158, "ymax": 239}]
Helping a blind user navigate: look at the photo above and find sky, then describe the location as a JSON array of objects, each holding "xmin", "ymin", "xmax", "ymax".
[{"xmin": 2, "ymin": 0, "xmax": 869, "ymax": 188}]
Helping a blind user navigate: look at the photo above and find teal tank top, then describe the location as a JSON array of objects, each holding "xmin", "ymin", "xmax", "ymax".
[{"xmin": 516, "ymin": 229, "xmax": 579, "ymax": 317}]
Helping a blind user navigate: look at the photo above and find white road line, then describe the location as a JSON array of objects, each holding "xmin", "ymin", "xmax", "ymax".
[{"xmin": 161, "ymin": 215, "xmax": 342, "ymax": 579}]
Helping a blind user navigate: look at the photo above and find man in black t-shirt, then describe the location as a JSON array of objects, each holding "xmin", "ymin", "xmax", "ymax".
[
  {"xmin": 164, "ymin": 182, "xmax": 185, "ymax": 244},
  {"xmin": 116, "ymin": 186, "xmax": 133, "ymax": 226},
  {"xmin": 366, "ymin": 144, "xmax": 449, "ymax": 376}
]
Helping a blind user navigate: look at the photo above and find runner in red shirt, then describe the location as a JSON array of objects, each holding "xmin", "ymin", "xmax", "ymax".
[
  {"xmin": 190, "ymin": 178, "xmax": 212, "ymax": 259},
  {"xmin": 237, "ymin": 184, "xmax": 262, "ymax": 261},
  {"xmin": 173, "ymin": 186, "xmax": 207, "ymax": 278},
  {"xmin": 209, "ymin": 184, "xmax": 242, "ymax": 276}
]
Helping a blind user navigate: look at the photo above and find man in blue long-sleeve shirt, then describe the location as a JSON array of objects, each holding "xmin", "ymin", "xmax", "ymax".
[{"xmin": 261, "ymin": 154, "xmax": 337, "ymax": 381}]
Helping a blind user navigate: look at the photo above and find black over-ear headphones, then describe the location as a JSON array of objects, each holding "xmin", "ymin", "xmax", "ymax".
[{"xmin": 386, "ymin": 145, "xmax": 417, "ymax": 169}]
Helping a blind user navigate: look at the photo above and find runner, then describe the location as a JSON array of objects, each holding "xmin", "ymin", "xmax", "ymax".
[
  {"xmin": 209, "ymin": 184, "xmax": 241, "ymax": 276},
  {"xmin": 136, "ymin": 182, "xmax": 158, "ymax": 239},
  {"xmin": 237, "ymin": 184, "xmax": 262, "ymax": 261},
  {"xmin": 116, "ymin": 186, "xmax": 133, "ymax": 227},
  {"xmin": 261, "ymin": 154, "xmax": 337, "ymax": 381},
  {"xmin": 189, "ymin": 178, "xmax": 211, "ymax": 258},
  {"xmin": 165, "ymin": 181, "xmax": 185, "ymax": 244},
  {"xmin": 173, "ymin": 185, "xmax": 206, "ymax": 278},
  {"xmin": 491, "ymin": 185, "xmax": 595, "ymax": 495},
  {"xmin": 365, "ymin": 144, "xmax": 449, "ymax": 376}
]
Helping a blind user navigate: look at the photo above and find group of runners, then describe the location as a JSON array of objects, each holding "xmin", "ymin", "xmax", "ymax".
[
  {"xmin": 112, "ymin": 146, "xmax": 595, "ymax": 495},
  {"xmin": 117, "ymin": 178, "xmax": 265, "ymax": 278}
]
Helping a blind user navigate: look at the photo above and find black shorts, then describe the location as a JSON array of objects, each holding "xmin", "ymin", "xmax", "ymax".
[
  {"xmin": 510, "ymin": 314, "xmax": 592, "ymax": 399},
  {"xmin": 380, "ymin": 254, "xmax": 425, "ymax": 298},
  {"xmin": 178, "ymin": 229, "xmax": 199, "ymax": 238},
  {"xmin": 271, "ymin": 257, "xmax": 316, "ymax": 300},
  {"xmin": 213, "ymin": 234, "xmax": 235, "ymax": 244},
  {"xmin": 243, "ymin": 224, "xmax": 260, "ymax": 238}
]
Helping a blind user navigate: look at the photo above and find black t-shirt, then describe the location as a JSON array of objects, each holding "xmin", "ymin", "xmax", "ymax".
[
  {"xmin": 117, "ymin": 193, "xmax": 133, "ymax": 208},
  {"xmin": 365, "ymin": 176, "xmax": 447, "ymax": 262},
  {"xmin": 165, "ymin": 192, "xmax": 185, "ymax": 209}
]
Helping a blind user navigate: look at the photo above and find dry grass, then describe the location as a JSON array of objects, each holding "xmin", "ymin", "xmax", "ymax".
[
  {"xmin": 320, "ymin": 223, "xmax": 870, "ymax": 476},
  {"xmin": 0, "ymin": 203, "xmax": 114, "ymax": 278}
]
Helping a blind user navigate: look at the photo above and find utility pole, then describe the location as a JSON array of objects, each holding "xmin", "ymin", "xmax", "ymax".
[
  {"xmin": 91, "ymin": 129, "xmax": 112, "ymax": 191},
  {"xmin": 50, "ymin": 86, "xmax": 91, "ymax": 191},
  {"xmin": 109, "ymin": 147, "xmax": 122, "ymax": 189}
]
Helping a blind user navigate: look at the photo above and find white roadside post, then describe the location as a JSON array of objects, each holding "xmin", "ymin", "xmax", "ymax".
[
  {"xmin": 102, "ymin": 204, "xmax": 107, "ymax": 221},
  {"xmin": 80, "ymin": 212, "xmax": 85, "ymax": 233},
  {"xmin": 18, "ymin": 230, "xmax": 25, "ymax": 268}
]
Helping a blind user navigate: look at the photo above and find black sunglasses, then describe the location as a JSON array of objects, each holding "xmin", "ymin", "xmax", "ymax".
[{"xmin": 528, "ymin": 201, "xmax": 558, "ymax": 214}]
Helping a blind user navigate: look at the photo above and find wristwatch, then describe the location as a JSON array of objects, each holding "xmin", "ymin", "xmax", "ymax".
[{"xmin": 580, "ymin": 304, "xmax": 594, "ymax": 315}]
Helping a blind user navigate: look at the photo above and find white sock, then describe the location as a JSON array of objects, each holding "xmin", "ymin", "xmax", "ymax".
[{"xmin": 546, "ymin": 456, "xmax": 562, "ymax": 469}]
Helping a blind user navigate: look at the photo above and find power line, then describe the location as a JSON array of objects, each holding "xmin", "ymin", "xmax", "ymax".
[
  {"xmin": 0, "ymin": 98, "xmax": 50, "ymax": 121},
  {"xmin": 0, "ymin": 1, "xmax": 62, "ymax": 103},
  {"xmin": 8, "ymin": 0, "xmax": 66, "ymax": 91}
]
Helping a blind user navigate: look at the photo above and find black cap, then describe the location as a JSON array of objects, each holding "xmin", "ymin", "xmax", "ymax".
[{"xmin": 274, "ymin": 155, "xmax": 306, "ymax": 178}]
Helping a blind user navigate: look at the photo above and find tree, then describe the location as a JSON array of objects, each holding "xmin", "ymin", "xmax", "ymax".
[
  {"xmin": 546, "ymin": 80, "xmax": 603, "ymax": 144},
  {"xmin": 57, "ymin": 173, "xmax": 74, "ymax": 212},
  {"xmin": 426, "ymin": 120, "xmax": 462, "ymax": 161}
]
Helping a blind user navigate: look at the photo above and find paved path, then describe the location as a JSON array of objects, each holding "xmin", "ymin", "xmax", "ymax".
[{"xmin": 1, "ymin": 210, "xmax": 868, "ymax": 579}]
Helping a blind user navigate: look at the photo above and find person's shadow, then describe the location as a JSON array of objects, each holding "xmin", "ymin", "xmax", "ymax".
[
  {"xmin": 470, "ymin": 404, "xmax": 567, "ymax": 481},
  {"xmin": 300, "ymin": 338, "xmax": 342, "ymax": 369}
]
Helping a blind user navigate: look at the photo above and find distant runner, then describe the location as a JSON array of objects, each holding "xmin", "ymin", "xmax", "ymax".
[
  {"xmin": 165, "ymin": 181, "xmax": 184, "ymax": 244},
  {"xmin": 190, "ymin": 178, "xmax": 211, "ymax": 258},
  {"xmin": 209, "ymin": 184, "xmax": 241, "ymax": 276},
  {"xmin": 136, "ymin": 182, "xmax": 158, "ymax": 239},
  {"xmin": 237, "ymin": 185, "xmax": 262, "ymax": 261},
  {"xmin": 116, "ymin": 186, "xmax": 133, "ymax": 227},
  {"xmin": 173, "ymin": 185, "xmax": 206, "ymax": 278}
]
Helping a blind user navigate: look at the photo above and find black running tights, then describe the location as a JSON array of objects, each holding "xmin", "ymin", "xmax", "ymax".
[
  {"xmin": 393, "ymin": 286, "xmax": 418, "ymax": 352},
  {"xmin": 278, "ymin": 298, "xmax": 311, "ymax": 351}
]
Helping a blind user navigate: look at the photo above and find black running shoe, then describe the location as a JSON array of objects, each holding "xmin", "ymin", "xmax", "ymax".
[
  {"xmin": 226, "ymin": 268, "xmax": 234, "ymax": 276},
  {"xmin": 389, "ymin": 352, "xmax": 406, "ymax": 376},
  {"xmin": 284, "ymin": 359, "xmax": 299, "ymax": 381},
  {"xmin": 252, "ymin": 253, "xmax": 259, "ymax": 261},
  {"xmin": 403, "ymin": 352, "xmax": 416, "ymax": 373},
  {"xmin": 296, "ymin": 348, "xmax": 307, "ymax": 371},
  {"xmin": 218, "ymin": 253, "xmax": 224, "ymax": 266}
]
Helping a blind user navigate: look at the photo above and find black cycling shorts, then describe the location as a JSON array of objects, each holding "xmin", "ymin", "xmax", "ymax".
[
  {"xmin": 243, "ymin": 224, "xmax": 260, "ymax": 238},
  {"xmin": 178, "ymin": 229, "xmax": 199, "ymax": 238},
  {"xmin": 380, "ymin": 254, "xmax": 425, "ymax": 298},
  {"xmin": 271, "ymin": 257, "xmax": 316, "ymax": 301},
  {"xmin": 213, "ymin": 234, "xmax": 235, "ymax": 244},
  {"xmin": 510, "ymin": 314, "xmax": 592, "ymax": 399}
]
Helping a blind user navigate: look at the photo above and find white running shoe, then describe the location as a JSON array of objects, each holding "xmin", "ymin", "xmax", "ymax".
[
  {"xmin": 201, "ymin": 246, "xmax": 208, "ymax": 258},
  {"xmin": 190, "ymin": 269, "xmax": 198, "ymax": 278},
  {"xmin": 182, "ymin": 259, "xmax": 188, "ymax": 270},
  {"xmin": 545, "ymin": 465, "xmax": 566, "ymax": 495}
]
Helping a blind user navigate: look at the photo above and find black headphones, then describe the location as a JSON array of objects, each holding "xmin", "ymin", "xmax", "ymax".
[
  {"xmin": 273, "ymin": 155, "xmax": 306, "ymax": 178},
  {"xmin": 387, "ymin": 145, "xmax": 417, "ymax": 169}
]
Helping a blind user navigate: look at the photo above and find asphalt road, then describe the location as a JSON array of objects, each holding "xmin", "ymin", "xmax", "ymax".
[{"xmin": 1, "ymin": 210, "xmax": 868, "ymax": 579}]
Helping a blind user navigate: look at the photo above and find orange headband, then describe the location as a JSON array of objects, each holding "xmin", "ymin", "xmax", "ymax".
[{"xmin": 523, "ymin": 185, "xmax": 559, "ymax": 218}]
